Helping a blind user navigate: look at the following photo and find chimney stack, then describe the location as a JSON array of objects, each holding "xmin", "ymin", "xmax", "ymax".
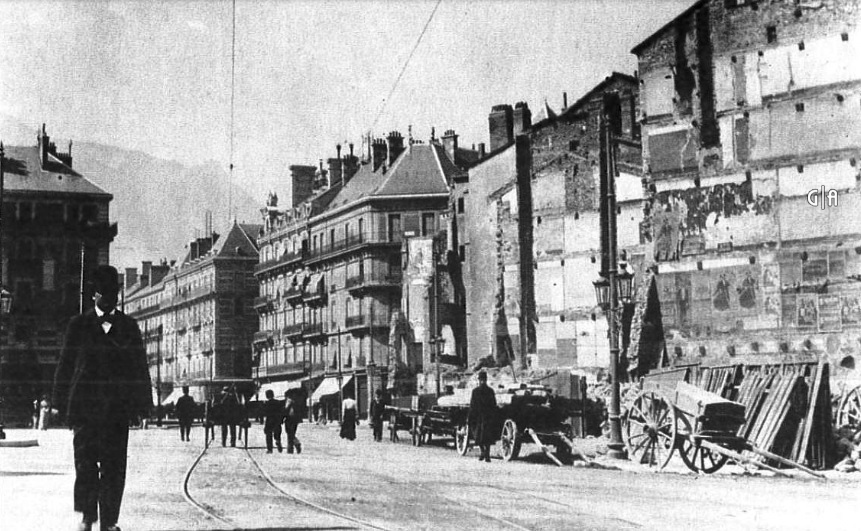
[
  {"xmin": 442, "ymin": 129, "xmax": 458, "ymax": 162},
  {"xmin": 478, "ymin": 143, "xmax": 487, "ymax": 158},
  {"xmin": 141, "ymin": 261, "xmax": 152, "ymax": 287},
  {"xmin": 371, "ymin": 138, "xmax": 387, "ymax": 171},
  {"xmin": 125, "ymin": 268, "xmax": 138, "ymax": 289},
  {"xmin": 327, "ymin": 157, "xmax": 342, "ymax": 187},
  {"xmin": 513, "ymin": 102, "xmax": 531, "ymax": 135},
  {"xmin": 488, "ymin": 105, "xmax": 513, "ymax": 151},
  {"xmin": 386, "ymin": 131, "xmax": 405, "ymax": 166},
  {"xmin": 38, "ymin": 123, "xmax": 49, "ymax": 167},
  {"xmin": 563, "ymin": 92, "xmax": 568, "ymax": 109}
]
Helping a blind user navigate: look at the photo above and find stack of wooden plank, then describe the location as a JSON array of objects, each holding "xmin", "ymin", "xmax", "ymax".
[{"xmin": 690, "ymin": 361, "xmax": 834, "ymax": 470}]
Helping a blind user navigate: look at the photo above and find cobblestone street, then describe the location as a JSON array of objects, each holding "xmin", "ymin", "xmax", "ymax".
[{"xmin": 2, "ymin": 423, "xmax": 859, "ymax": 530}]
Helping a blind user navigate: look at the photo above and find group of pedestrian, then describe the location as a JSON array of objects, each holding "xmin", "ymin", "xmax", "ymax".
[
  {"xmin": 32, "ymin": 395, "xmax": 52, "ymax": 430},
  {"xmin": 262, "ymin": 390, "xmax": 303, "ymax": 454}
]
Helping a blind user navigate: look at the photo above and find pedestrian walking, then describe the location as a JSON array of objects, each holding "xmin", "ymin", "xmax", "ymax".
[
  {"xmin": 52, "ymin": 265, "xmax": 152, "ymax": 531},
  {"xmin": 339, "ymin": 397, "xmax": 358, "ymax": 441},
  {"xmin": 32, "ymin": 397, "xmax": 40, "ymax": 429},
  {"xmin": 217, "ymin": 385, "xmax": 241, "ymax": 447},
  {"xmin": 262, "ymin": 390, "xmax": 283, "ymax": 453},
  {"xmin": 38, "ymin": 395, "xmax": 51, "ymax": 430},
  {"xmin": 469, "ymin": 371, "xmax": 498, "ymax": 462},
  {"xmin": 369, "ymin": 389, "xmax": 385, "ymax": 442},
  {"xmin": 283, "ymin": 393, "xmax": 303, "ymax": 453},
  {"xmin": 175, "ymin": 386, "xmax": 196, "ymax": 442}
]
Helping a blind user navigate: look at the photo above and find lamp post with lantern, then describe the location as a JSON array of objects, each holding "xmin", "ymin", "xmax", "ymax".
[{"xmin": 593, "ymin": 91, "xmax": 635, "ymax": 460}]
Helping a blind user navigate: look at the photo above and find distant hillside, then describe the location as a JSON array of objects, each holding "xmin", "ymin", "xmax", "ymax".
[
  {"xmin": 73, "ymin": 142, "xmax": 262, "ymax": 270},
  {"xmin": 1, "ymin": 115, "xmax": 261, "ymax": 270}
]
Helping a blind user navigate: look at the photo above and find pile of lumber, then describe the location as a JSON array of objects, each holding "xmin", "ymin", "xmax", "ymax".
[{"xmin": 694, "ymin": 361, "xmax": 834, "ymax": 470}]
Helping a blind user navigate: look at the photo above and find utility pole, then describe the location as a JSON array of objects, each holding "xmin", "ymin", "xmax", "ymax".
[
  {"xmin": 337, "ymin": 326, "xmax": 343, "ymax": 423},
  {"xmin": 432, "ymin": 236, "xmax": 441, "ymax": 397},
  {"xmin": 156, "ymin": 324, "xmax": 163, "ymax": 427}
]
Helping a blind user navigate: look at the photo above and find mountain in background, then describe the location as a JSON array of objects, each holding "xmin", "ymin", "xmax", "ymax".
[
  {"xmin": 2, "ymin": 116, "xmax": 262, "ymax": 271},
  {"xmin": 75, "ymin": 142, "xmax": 262, "ymax": 271}
]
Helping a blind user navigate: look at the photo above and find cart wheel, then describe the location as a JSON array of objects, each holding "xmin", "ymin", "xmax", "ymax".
[
  {"xmin": 411, "ymin": 417, "xmax": 423, "ymax": 447},
  {"xmin": 623, "ymin": 390, "xmax": 677, "ymax": 470},
  {"xmin": 677, "ymin": 415, "xmax": 729, "ymax": 474},
  {"xmin": 455, "ymin": 422, "xmax": 471, "ymax": 456},
  {"xmin": 838, "ymin": 386, "xmax": 861, "ymax": 431},
  {"xmin": 500, "ymin": 418, "xmax": 521, "ymax": 462}
]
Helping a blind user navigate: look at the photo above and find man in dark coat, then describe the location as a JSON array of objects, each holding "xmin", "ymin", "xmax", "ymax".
[
  {"xmin": 175, "ymin": 386, "xmax": 196, "ymax": 442},
  {"xmin": 469, "ymin": 370, "xmax": 497, "ymax": 462},
  {"xmin": 368, "ymin": 389, "xmax": 385, "ymax": 442},
  {"xmin": 283, "ymin": 393, "xmax": 303, "ymax": 454},
  {"xmin": 262, "ymin": 389, "xmax": 283, "ymax": 453},
  {"xmin": 53, "ymin": 265, "xmax": 152, "ymax": 531},
  {"xmin": 217, "ymin": 386, "xmax": 241, "ymax": 447}
]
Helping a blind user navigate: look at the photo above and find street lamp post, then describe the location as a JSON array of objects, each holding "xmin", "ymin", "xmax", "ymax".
[
  {"xmin": 593, "ymin": 91, "xmax": 634, "ymax": 460},
  {"xmin": 0, "ymin": 142, "xmax": 11, "ymax": 317}
]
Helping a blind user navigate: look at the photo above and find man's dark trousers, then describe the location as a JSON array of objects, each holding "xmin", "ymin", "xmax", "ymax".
[
  {"xmin": 179, "ymin": 420, "xmax": 192, "ymax": 441},
  {"xmin": 73, "ymin": 419, "xmax": 129, "ymax": 526}
]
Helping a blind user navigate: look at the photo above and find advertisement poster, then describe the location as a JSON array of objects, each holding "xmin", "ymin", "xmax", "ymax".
[
  {"xmin": 761, "ymin": 263, "xmax": 779, "ymax": 291},
  {"xmin": 782, "ymin": 293, "xmax": 797, "ymax": 328},
  {"xmin": 796, "ymin": 294, "xmax": 818, "ymax": 328},
  {"xmin": 842, "ymin": 293, "xmax": 861, "ymax": 326},
  {"xmin": 818, "ymin": 294, "xmax": 842, "ymax": 332}
]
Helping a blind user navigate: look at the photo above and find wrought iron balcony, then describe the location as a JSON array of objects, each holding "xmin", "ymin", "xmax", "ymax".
[
  {"xmin": 346, "ymin": 273, "xmax": 402, "ymax": 293},
  {"xmin": 254, "ymin": 249, "xmax": 306, "ymax": 276},
  {"xmin": 283, "ymin": 286, "xmax": 304, "ymax": 302},
  {"xmin": 281, "ymin": 323, "xmax": 304, "ymax": 339},
  {"xmin": 252, "ymin": 331, "xmax": 273, "ymax": 345},
  {"xmin": 253, "ymin": 295, "xmax": 273, "ymax": 312},
  {"xmin": 344, "ymin": 314, "xmax": 390, "ymax": 333},
  {"xmin": 302, "ymin": 322, "xmax": 327, "ymax": 340},
  {"xmin": 303, "ymin": 283, "xmax": 327, "ymax": 305},
  {"xmin": 305, "ymin": 232, "xmax": 402, "ymax": 264}
]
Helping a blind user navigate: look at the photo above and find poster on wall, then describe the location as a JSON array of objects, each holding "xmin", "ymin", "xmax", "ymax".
[
  {"xmin": 760, "ymin": 292, "xmax": 781, "ymax": 329},
  {"xmin": 782, "ymin": 293, "xmax": 797, "ymax": 328},
  {"xmin": 710, "ymin": 270, "xmax": 734, "ymax": 313},
  {"xmin": 842, "ymin": 293, "xmax": 861, "ymax": 326},
  {"xmin": 761, "ymin": 263, "xmax": 779, "ymax": 291},
  {"xmin": 735, "ymin": 266, "xmax": 760, "ymax": 314},
  {"xmin": 796, "ymin": 294, "xmax": 818, "ymax": 328},
  {"xmin": 818, "ymin": 294, "xmax": 841, "ymax": 332}
]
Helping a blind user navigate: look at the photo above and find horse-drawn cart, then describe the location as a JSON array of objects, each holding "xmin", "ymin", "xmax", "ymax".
[
  {"xmin": 388, "ymin": 384, "xmax": 578, "ymax": 464},
  {"xmin": 623, "ymin": 369, "xmax": 825, "ymax": 478}
]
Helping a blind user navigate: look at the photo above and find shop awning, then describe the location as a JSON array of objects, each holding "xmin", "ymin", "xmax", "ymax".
[
  {"xmin": 259, "ymin": 379, "xmax": 305, "ymax": 398},
  {"xmin": 311, "ymin": 375, "xmax": 353, "ymax": 403}
]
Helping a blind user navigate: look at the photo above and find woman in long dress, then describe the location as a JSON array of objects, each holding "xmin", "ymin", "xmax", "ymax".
[{"xmin": 339, "ymin": 398, "xmax": 358, "ymax": 441}]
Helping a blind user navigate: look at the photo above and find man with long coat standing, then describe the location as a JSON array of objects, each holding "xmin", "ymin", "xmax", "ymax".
[
  {"xmin": 175, "ymin": 386, "xmax": 196, "ymax": 442},
  {"xmin": 53, "ymin": 265, "xmax": 152, "ymax": 531},
  {"xmin": 469, "ymin": 371, "xmax": 497, "ymax": 462}
]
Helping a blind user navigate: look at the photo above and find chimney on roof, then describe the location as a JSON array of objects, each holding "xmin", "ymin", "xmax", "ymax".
[
  {"xmin": 513, "ymin": 102, "xmax": 531, "ymax": 135},
  {"xmin": 371, "ymin": 138, "xmax": 387, "ymax": 171},
  {"xmin": 563, "ymin": 92, "xmax": 568, "ymax": 109},
  {"xmin": 386, "ymin": 131, "xmax": 404, "ymax": 166},
  {"xmin": 150, "ymin": 263, "xmax": 170, "ymax": 285},
  {"xmin": 478, "ymin": 143, "xmax": 486, "ymax": 158},
  {"xmin": 327, "ymin": 156, "xmax": 342, "ymax": 187},
  {"xmin": 38, "ymin": 124, "xmax": 49, "ymax": 168},
  {"xmin": 125, "ymin": 268, "xmax": 138, "ymax": 290},
  {"xmin": 289, "ymin": 165, "xmax": 316, "ymax": 205},
  {"xmin": 442, "ymin": 129, "xmax": 458, "ymax": 163},
  {"xmin": 488, "ymin": 104, "xmax": 513, "ymax": 152},
  {"xmin": 141, "ymin": 261, "xmax": 152, "ymax": 287}
]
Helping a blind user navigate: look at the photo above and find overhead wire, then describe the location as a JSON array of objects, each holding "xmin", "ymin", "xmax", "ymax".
[
  {"xmin": 228, "ymin": 0, "xmax": 236, "ymax": 223},
  {"xmin": 370, "ymin": 0, "xmax": 443, "ymax": 131}
]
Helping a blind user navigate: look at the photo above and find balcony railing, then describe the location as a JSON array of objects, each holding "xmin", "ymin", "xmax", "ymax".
[
  {"xmin": 344, "ymin": 314, "xmax": 391, "ymax": 332},
  {"xmin": 281, "ymin": 323, "xmax": 304, "ymax": 339},
  {"xmin": 283, "ymin": 286, "xmax": 304, "ymax": 302},
  {"xmin": 253, "ymin": 295, "xmax": 273, "ymax": 311},
  {"xmin": 303, "ymin": 282, "xmax": 327, "ymax": 304},
  {"xmin": 345, "ymin": 273, "xmax": 402, "ymax": 293},
  {"xmin": 261, "ymin": 361, "xmax": 306, "ymax": 377},
  {"xmin": 306, "ymin": 232, "xmax": 402, "ymax": 263},
  {"xmin": 254, "ymin": 249, "xmax": 306, "ymax": 275},
  {"xmin": 302, "ymin": 322, "xmax": 326, "ymax": 339},
  {"xmin": 252, "ymin": 331, "xmax": 273, "ymax": 345}
]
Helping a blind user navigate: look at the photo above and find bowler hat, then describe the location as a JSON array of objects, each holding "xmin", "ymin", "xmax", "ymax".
[{"xmin": 92, "ymin": 265, "xmax": 120, "ymax": 296}]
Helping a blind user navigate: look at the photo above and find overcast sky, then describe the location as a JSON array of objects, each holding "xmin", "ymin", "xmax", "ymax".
[{"xmin": 0, "ymin": 0, "xmax": 692, "ymax": 203}]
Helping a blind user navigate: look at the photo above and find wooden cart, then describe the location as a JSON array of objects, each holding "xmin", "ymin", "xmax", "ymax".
[
  {"xmin": 837, "ymin": 383, "xmax": 861, "ymax": 435},
  {"xmin": 623, "ymin": 370, "xmax": 824, "ymax": 479}
]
